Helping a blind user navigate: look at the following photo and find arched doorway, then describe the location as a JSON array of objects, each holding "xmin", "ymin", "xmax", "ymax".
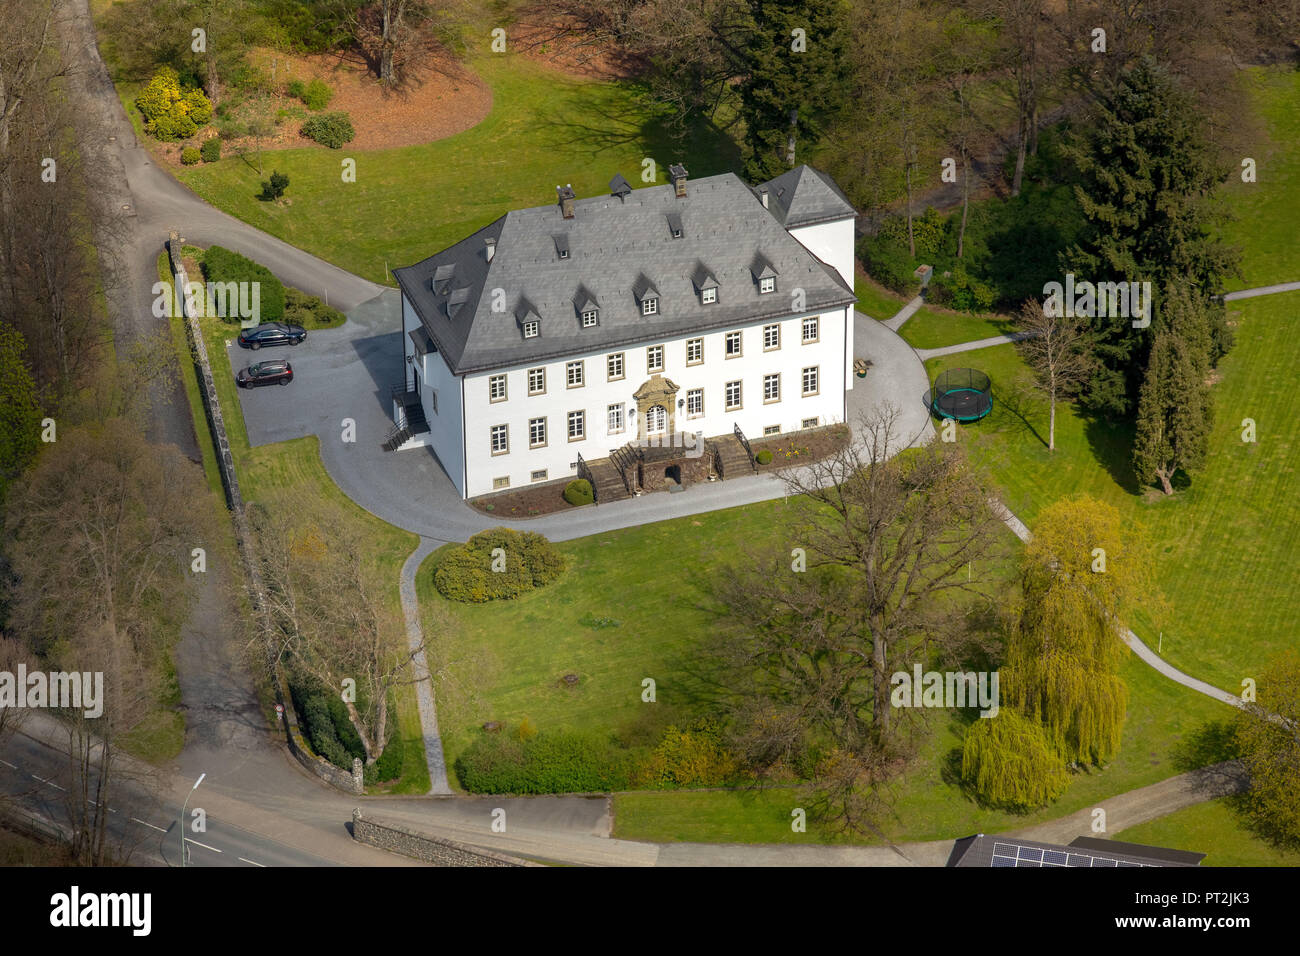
[
  {"xmin": 646, "ymin": 404, "xmax": 667, "ymax": 436},
  {"xmin": 665, "ymin": 464, "xmax": 682, "ymax": 484}
]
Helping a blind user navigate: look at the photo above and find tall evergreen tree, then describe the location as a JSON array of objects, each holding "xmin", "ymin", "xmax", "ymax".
[
  {"xmin": 740, "ymin": 0, "xmax": 849, "ymax": 181},
  {"xmin": 1061, "ymin": 56, "xmax": 1238, "ymax": 415},
  {"xmin": 1132, "ymin": 326, "xmax": 1212, "ymax": 495}
]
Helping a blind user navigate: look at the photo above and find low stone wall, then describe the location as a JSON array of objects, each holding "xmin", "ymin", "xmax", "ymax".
[{"xmin": 351, "ymin": 810, "xmax": 538, "ymax": 867}]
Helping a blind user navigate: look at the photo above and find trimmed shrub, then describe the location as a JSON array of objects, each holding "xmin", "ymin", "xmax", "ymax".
[
  {"xmin": 634, "ymin": 722, "xmax": 739, "ymax": 789},
  {"xmin": 563, "ymin": 478, "xmax": 594, "ymax": 506},
  {"xmin": 303, "ymin": 78, "xmax": 334, "ymax": 110},
  {"xmin": 433, "ymin": 528, "xmax": 566, "ymax": 603},
  {"xmin": 260, "ymin": 169, "xmax": 290, "ymax": 201},
  {"xmin": 301, "ymin": 111, "xmax": 354, "ymax": 148},
  {"xmin": 180, "ymin": 146, "xmax": 201, "ymax": 165},
  {"xmin": 455, "ymin": 728, "xmax": 634, "ymax": 794},
  {"xmin": 284, "ymin": 286, "xmax": 344, "ymax": 328},
  {"xmin": 754, "ymin": 449, "xmax": 773, "ymax": 465},
  {"xmin": 199, "ymin": 137, "xmax": 221, "ymax": 163},
  {"xmin": 200, "ymin": 245, "xmax": 286, "ymax": 323},
  {"xmin": 135, "ymin": 67, "xmax": 213, "ymax": 141}
]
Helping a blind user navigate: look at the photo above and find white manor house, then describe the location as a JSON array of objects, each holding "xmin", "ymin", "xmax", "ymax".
[{"xmin": 391, "ymin": 163, "xmax": 858, "ymax": 501}]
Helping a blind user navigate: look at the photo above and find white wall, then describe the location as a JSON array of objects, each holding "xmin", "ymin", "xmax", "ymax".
[
  {"xmin": 788, "ymin": 217, "xmax": 856, "ymax": 290},
  {"xmin": 459, "ymin": 307, "xmax": 849, "ymax": 498},
  {"xmin": 401, "ymin": 294, "xmax": 466, "ymax": 496}
]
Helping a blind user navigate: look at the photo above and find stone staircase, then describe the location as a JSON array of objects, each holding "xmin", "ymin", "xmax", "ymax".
[
  {"xmin": 586, "ymin": 455, "xmax": 632, "ymax": 503},
  {"xmin": 712, "ymin": 433, "xmax": 755, "ymax": 479}
]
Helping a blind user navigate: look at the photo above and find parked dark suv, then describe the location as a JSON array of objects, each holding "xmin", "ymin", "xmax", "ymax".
[
  {"xmin": 237, "ymin": 359, "xmax": 293, "ymax": 388},
  {"xmin": 237, "ymin": 322, "xmax": 307, "ymax": 349}
]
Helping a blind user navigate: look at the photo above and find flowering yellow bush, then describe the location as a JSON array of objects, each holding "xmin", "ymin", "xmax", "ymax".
[{"xmin": 135, "ymin": 67, "xmax": 212, "ymax": 141}]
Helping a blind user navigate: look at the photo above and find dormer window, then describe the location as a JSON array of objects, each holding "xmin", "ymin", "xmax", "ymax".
[
  {"xmin": 432, "ymin": 263, "xmax": 457, "ymax": 297},
  {"xmin": 515, "ymin": 296, "xmax": 541, "ymax": 339},
  {"xmin": 751, "ymin": 254, "xmax": 779, "ymax": 295},
  {"xmin": 691, "ymin": 262, "xmax": 719, "ymax": 306},
  {"xmin": 632, "ymin": 273, "xmax": 659, "ymax": 317},
  {"xmin": 760, "ymin": 276, "xmax": 775, "ymax": 294},
  {"xmin": 666, "ymin": 212, "xmax": 683, "ymax": 239},
  {"xmin": 523, "ymin": 320, "xmax": 539, "ymax": 338},
  {"xmin": 642, "ymin": 297, "xmax": 658, "ymax": 316},
  {"xmin": 572, "ymin": 285, "xmax": 600, "ymax": 328},
  {"xmin": 553, "ymin": 234, "xmax": 570, "ymax": 260},
  {"xmin": 701, "ymin": 287, "xmax": 717, "ymax": 305},
  {"xmin": 581, "ymin": 310, "xmax": 598, "ymax": 327}
]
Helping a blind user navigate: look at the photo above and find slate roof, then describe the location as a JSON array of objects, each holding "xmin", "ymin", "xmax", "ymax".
[
  {"xmin": 946, "ymin": 834, "xmax": 1205, "ymax": 868},
  {"xmin": 393, "ymin": 169, "xmax": 857, "ymax": 376},
  {"xmin": 758, "ymin": 164, "xmax": 859, "ymax": 229}
]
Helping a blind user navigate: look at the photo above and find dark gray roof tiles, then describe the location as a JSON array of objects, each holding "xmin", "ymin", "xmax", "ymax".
[
  {"xmin": 393, "ymin": 169, "xmax": 857, "ymax": 375},
  {"xmin": 757, "ymin": 164, "xmax": 859, "ymax": 229}
]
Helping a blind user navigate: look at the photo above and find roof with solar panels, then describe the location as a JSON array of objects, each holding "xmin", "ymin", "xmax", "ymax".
[{"xmin": 947, "ymin": 834, "xmax": 1205, "ymax": 867}]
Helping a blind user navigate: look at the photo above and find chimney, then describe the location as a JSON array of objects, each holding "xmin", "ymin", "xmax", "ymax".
[
  {"xmin": 557, "ymin": 184, "xmax": 576, "ymax": 219},
  {"xmin": 669, "ymin": 163, "xmax": 688, "ymax": 198},
  {"xmin": 758, "ymin": 186, "xmax": 769, "ymax": 209},
  {"xmin": 484, "ymin": 237, "xmax": 496, "ymax": 262}
]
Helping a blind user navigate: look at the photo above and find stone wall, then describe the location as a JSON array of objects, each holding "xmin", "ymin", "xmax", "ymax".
[{"xmin": 351, "ymin": 810, "xmax": 539, "ymax": 867}]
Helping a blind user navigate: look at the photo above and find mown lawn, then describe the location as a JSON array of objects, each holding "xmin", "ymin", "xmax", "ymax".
[
  {"xmin": 1116, "ymin": 797, "xmax": 1300, "ymax": 867},
  {"xmin": 924, "ymin": 291, "xmax": 1300, "ymax": 690},
  {"xmin": 900, "ymin": 305, "xmax": 1018, "ymax": 350},
  {"xmin": 613, "ymin": 649, "xmax": 1227, "ymax": 844},
  {"xmin": 173, "ymin": 54, "xmax": 740, "ymax": 285},
  {"xmin": 854, "ymin": 273, "xmax": 909, "ymax": 320}
]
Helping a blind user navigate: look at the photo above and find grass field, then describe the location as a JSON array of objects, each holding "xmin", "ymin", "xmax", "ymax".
[
  {"xmin": 1116, "ymin": 798, "xmax": 1300, "ymax": 867},
  {"xmin": 899, "ymin": 306, "xmax": 1018, "ymax": 350},
  {"xmin": 924, "ymin": 291, "xmax": 1300, "ymax": 690},
  {"xmin": 173, "ymin": 54, "xmax": 739, "ymax": 285}
]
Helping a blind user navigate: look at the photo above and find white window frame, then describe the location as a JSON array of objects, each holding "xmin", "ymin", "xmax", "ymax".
[
  {"xmin": 581, "ymin": 310, "xmax": 598, "ymax": 327},
  {"xmin": 802, "ymin": 365, "xmax": 820, "ymax": 396},
  {"xmin": 759, "ymin": 276, "xmax": 775, "ymax": 294},
  {"xmin": 802, "ymin": 316, "xmax": 819, "ymax": 343},
  {"xmin": 488, "ymin": 374, "xmax": 507, "ymax": 403},
  {"xmin": 531, "ymin": 469, "xmax": 548, "ymax": 482},
  {"xmin": 763, "ymin": 324, "xmax": 780, "ymax": 351},
  {"xmin": 686, "ymin": 388, "xmax": 703, "ymax": 418},
  {"xmin": 608, "ymin": 403, "xmax": 625, "ymax": 435},
  {"xmin": 701, "ymin": 287, "xmax": 717, "ymax": 305},
  {"xmin": 647, "ymin": 344, "xmax": 664, "ymax": 373},
  {"xmin": 725, "ymin": 331, "xmax": 742, "ymax": 358},
  {"xmin": 607, "ymin": 352, "xmax": 625, "ymax": 381},
  {"xmin": 567, "ymin": 410, "xmax": 585, "ymax": 441},
  {"xmin": 566, "ymin": 360, "xmax": 584, "ymax": 388},
  {"xmin": 527, "ymin": 367, "xmax": 546, "ymax": 395},
  {"xmin": 686, "ymin": 338, "xmax": 703, "ymax": 365},
  {"xmin": 529, "ymin": 417, "xmax": 547, "ymax": 448},
  {"xmin": 763, "ymin": 373, "xmax": 781, "ymax": 404},
  {"xmin": 642, "ymin": 297, "xmax": 658, "ymax": 316},
  {"xmin": 490, "ymin": 424, "xmax": 508, "ymax": 456},
  {"xmin": 725, "ymin": 380, "xmax": 742, "ymax": 411},
  {"xmin": 802, "ymin": 417, "xmax": 819, "ymax": 429},
  {"xmin": 523, "ymin": 320, "xmax": 539, "ymax": 338}
]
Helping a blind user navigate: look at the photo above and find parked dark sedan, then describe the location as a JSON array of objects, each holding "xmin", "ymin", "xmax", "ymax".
[
  {"xmin": 237, "ymin": 359, "xmax": 293, "ymax": 388},
  {"xmin": 237, "ymin": 322, "xmax": 307, "ymax": 349}
]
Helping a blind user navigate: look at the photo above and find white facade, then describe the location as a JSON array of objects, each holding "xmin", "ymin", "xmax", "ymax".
[
  {"xmin": 788, "ymin": 218, "xmax": 857, "ymax": 290},
  {"xmin": 402, "ymin": 296, "xmax": 853, "ymax": 499}
]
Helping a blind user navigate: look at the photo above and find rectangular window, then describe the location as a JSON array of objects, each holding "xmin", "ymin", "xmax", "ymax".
[
  {"xmin": 725, "ymin": 331, "xmax": 742, "ymax": 357},
  {"xmin": 764, "ymin": 425, "xmax": 781, "ymax": 436},
  {"xmin": 763, "ymin": 373, "xmax": 780, "ymax": 403},
  {"xmin": 647, "ymin": 345, "xmax": 664, "ymax": 372},
  {"xmin": 608, "ymin": 403, "xmax": 624, "ymax": 435},
  {"xmin": 531, "ymin": 469, "xmax": 548, "ymax": 482},
  {"xmin": 802, "ymin": 316, "xmax": 819, "ymax": 343},
  {"xmin": 529, "ymin": 417, "xmax": 546, "ymax": 448},
  {"xmin": 523, "ymin": 320, "xmax": 539, "ymax": 338},
  {"xmin": 566, "ymin": 360, "xmax": 584, "ymax": 388},
  {"xmin": 802, "ymin": 366, "xmax": 819, "ymax": 396},
  {"xmin": 725, "ymin": 380, "xmax": 742, "ymax": 411},
  {"xmin": 581, "ymin": 310, "xmax": 598, "ymax": 327},
  {"xmin": 686, "ymin": 338, "xmax": 703, "ymax": 365},
  {"xmin": 567, "ymin": 410, "xmax": 585, "ymax": 441},
  {"xmin": 490, "ymin": 424, "xmax": 508, "ymax": 455},
  {"xmin": 760, "ymin": 276, "xmax": 776, "ymax": 294},
  {"xmin": 763, "ymin": 324, "xmax": 780, "ymax": 350},
  {"xmin": 607, "ymin": 352, "xmax": 624, "ymax": 381},
  {"xmin": 802, "ymin": 417, "xmax": 819, "ymax": 429},
  {"xmin": 488, "ymin": 374, "xmax": 507, "ymax": 402},
  {"xmin": 642, "ymin": 298, "xmax": 658, "ymax": 316},
  {"xmin": 527, "ymin": 367, "xmax": 545, "ymax": 395},
  {"xmin": 686, "ymin": 388, "xmax": 703, "ymax": 418},
  {"xmin": 493, "ymin": 476, "xmax": 510, "ymax": 490},
  {"xmin": 701, "ymin": 287, "xmax": 717, "ymax": 305}
]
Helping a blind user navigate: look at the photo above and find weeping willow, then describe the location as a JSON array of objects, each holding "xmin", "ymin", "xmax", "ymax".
[{"xmin": 961, "ymin": 710, "xmax": 1069, "ymax": 810}]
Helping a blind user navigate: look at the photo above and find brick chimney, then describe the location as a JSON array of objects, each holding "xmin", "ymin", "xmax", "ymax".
[
  {"xmin": 669, "ymin": 164, "xmax": 688, "ymax": 198},
  {"xmin": 557, "ymin": 184, "xmax": 576, "ymax": 219}
]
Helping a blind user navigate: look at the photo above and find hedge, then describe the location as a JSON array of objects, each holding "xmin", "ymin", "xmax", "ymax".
[
  {"xmin": 200, "ymin": 245, "xmax": 285, "ymax": 323},
  {"xmin": 754, "ymin": 449, "xmax": 773, "ymax": 465},
  {"xmin": 563, "ymin": 478, "xmax": 593, "ymax": 505},
  {"xmin": 199, "ymin": 137, "xmax": 221, "ymax": 162},
  {"xmin": 180, "ymin": 146, "xmax": 200, "ymax": 166},
  {"xmin": 433, "ymin": 528, "xmax": 566, "ymax": 603},
  {"xmin": 284, "ymin": 286, "xmax": 344, "ymax": 329},
  {"xmin": 455, "ymin": 728, "xmax": 634, "ymax": 794}
]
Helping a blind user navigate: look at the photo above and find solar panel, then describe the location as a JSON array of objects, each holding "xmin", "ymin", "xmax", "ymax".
[{"xmin": 982, "ymin": 840, "xmax": 1153, "ymax": 868}]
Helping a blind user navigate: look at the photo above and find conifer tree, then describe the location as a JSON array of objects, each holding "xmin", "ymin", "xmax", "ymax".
[
  {"xmin": 740, "ymin": 0, "xmax": 849, "ymax": 180},
  {"xmin": 1132, "ymin": 327, "xmax": 1212, "ymax": 495}
]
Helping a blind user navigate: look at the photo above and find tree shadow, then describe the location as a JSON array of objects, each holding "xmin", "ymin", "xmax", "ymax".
[
  {"xmin": 1082, "ymin": 414, "xmax": 1141, "ymax": 494},
  {"xmin": 991, "ymin": 376, "xmax": 1047, "ymax": 449}
]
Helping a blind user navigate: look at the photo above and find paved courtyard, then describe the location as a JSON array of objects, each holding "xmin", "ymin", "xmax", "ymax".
[{"xmin": 227, "ymin": 298, "xmax": 933, "ymax": 544}]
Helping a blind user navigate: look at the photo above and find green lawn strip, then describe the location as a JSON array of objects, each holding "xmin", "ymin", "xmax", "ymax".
[
  {"xmin": 924, "ymin": 293, "xmax": 1300, "ymax": 690},
  {"xmin": 1217, "ymin": 69, "xmax": 1300, "ymax": 291},
  {"xmin": 612, "ymin": 653, "xmax": 1228, "ymax": 844},
  {"xmin": 420, "ymin": 498, "xmax": 798, "ymax": 791},
  {"xmin": 899, "ymin": 305, "xmax": 1018, "ymax": 350},
  {"xmin": 173, "ymin": 54, "xmax": 740, "ymax": 285},
  {"xmin": 1116, "ymin": 797, "xmax": 1300, "ymax": 867},
  {"xmin": 854, "ymin": 274, "xmax": 909, "ymax": 321}
]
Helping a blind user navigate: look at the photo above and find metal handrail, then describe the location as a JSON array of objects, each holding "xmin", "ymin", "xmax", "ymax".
[
  {"xmin": 733, "ymin": 423, "xmax": 757, "ymax": 471},
  {"xmin": 575, "ymin": 452, "xmax": 597, "ymax": 504}
]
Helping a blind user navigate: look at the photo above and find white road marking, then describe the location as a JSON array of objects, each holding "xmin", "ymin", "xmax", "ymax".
[
  {"xmin": 0, "ymin": 759, "xmax": 16, "ymax": 769},
  {"xmin": 238, "ymin": 857, "xmax": 266, "ymax": 867},
  {"xmin": 31, "ymin": 775, "xmax": 65, "ymax": 791},
  {"xmin": 131, "ymin": 817, "xmax": 168, "ymax": 833},
  {"xmin": 185, "ymin": 838, "xmax": 222, "ymax": 853}
]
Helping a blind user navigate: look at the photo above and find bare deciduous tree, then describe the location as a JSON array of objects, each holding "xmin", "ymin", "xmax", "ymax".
[{"xmin": 1016, "ymin": 299, "xmax": 1094, "ymax": 451}]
